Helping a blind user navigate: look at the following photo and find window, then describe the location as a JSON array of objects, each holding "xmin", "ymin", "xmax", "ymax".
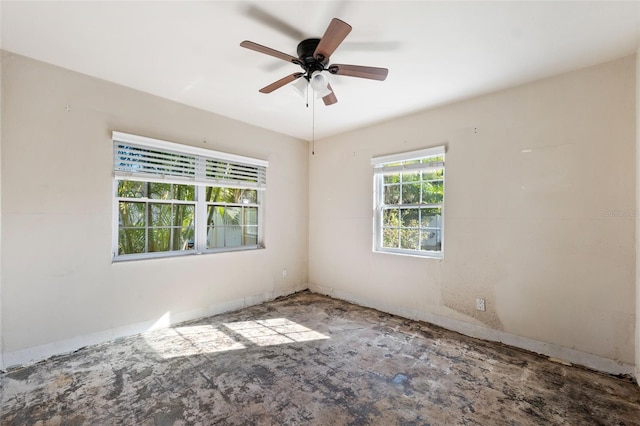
[
  {"xmin": 372, "ymin": 146, "xmax": 445, "ymax": 258},
  {"xmin": 113, "ymin": 132, "xmax": 267, "ymax": 260}
]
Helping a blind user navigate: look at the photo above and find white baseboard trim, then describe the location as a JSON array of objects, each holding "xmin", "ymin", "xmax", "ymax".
[
  {"xmin": 308, "ymin": 284, "xmax": 635, "ymax": 378},
  {"xmin": 1, "ymin": 285, "xmax": 307, "ymax": 371},
  {"xmin": 3, "ymin": 283, "xmax": 633, "ymax": 379}
]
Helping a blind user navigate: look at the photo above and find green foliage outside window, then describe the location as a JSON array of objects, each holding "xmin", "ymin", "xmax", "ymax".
[
  {"xmin": 117, "ymin": 181, "xmax": 195, "ymax": 255},
  {"xmin": 205, "ymin": 187, "xmax": 259, "ymax": 249},
  {"xmin": 380, "ymin": 155, "xmax": 444, "ymax": 252}
]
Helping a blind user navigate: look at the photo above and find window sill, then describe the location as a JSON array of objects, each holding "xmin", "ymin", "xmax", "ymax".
[
  {"xmin": 112, "ymin": 245, "xmax": 264, "ymax": 263},
  {"xmin": 373, "ymin": 248, "xmax": 443, "ymax": 260}
]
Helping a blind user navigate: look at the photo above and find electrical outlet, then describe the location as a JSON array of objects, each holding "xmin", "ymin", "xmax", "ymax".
[{"xmin": 476, "ymin": 298, "xmax": 486, "ymax": 312}]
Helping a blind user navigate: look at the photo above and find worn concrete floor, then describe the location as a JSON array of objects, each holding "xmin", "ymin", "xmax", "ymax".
[{"xmin": 1, "ymin": 291, "xmax": 640, "ymax": 425}]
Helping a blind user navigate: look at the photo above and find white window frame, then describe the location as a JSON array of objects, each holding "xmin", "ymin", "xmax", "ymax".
[
  {"xmin": 112, "ymin": 132, "xmax": 268, "ymax": 261},
  {"xmin": 372, "ymin": 146, "xmax": 445, "ymax": 258}
]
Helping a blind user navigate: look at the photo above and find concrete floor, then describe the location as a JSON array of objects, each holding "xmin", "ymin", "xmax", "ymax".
[{"xmin": 1, "ymin": 291, "xmax": 640, "ymax": 425}]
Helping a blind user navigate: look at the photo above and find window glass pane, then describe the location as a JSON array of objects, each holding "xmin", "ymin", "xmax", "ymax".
[
  {"xmin": 173, "ymin": 204, "xmax": 195, "ymax": 226},
  {"xmin": 421, "ymin": 180, "xmax": 444, "ymax": 204},
  {"xmin": 207, "ymin": 187, "xmax": 244, "ymax": 203},
  {"xmin": 401, "ymin": 182, "xmax": 420, "ymax": 204},
  {"xmin": 172, "ymin": 227, "xmax": 195, "ymax": 251},
  {"xmin": 118, "ymin": 229, "xmax": 145, "ymax": 255},
  {"xmin": 135, "ymin": 204, "xmax": 197, "ymax": 252},
  {"xmin": 420, "ymin": 208, "xmax": 442, "ymax": 228},
  {"xmin": 382, "ymin": 209, "xmax": 398, "ymax": 227},
  {"xmin": 174, "ymin": 184, "xmax": 195, "ymax": 201},
  {"xmin": 183, "ymin": 237, "xmax": 195, "ymax": 250},
  {"xmin": 227, "ymin": 225, "xmax": 243, "ymax": 247},
  {"xmin": 149, "ymin": 183, "xmax": 172, "ymax": 200},
  {"xmin": 150, "ymin": 203, "xmax": 171, "ymax": 227},
  {"xmin": 423, "ymin": 169, "xmax": 444, "ymax": 181},
  {"xmin": 229, "ymin": 189, "xmax": 246, "ymax": 204},
  {"xmin": 206, "ymin": 207, "xmax": 244, "ymax": 249},
  {"xmin": 384, "ymin": 184, "xmax": 400, "ymax": 204},
  {"xmin": 244, "ymin": 227, "xmax": 258, "ymax": 245},
  {"xmin": 383, "ymin": 173, "xmax": 400, "ymax": 184},
  {"xmin": 401, "ymin": 208, "xmax": 419, "ymax": 228},
  {"xmin": 207, "ymin": 205, "xmax": 223, "ymax": 227},
  {"xmin": 421, "ymin": 229, "xmax": 441, "ymax": 251},
  {"xmin": 382, "ymin": 228, "xmax": 399, "ymax": 248},
  {"xmin": 206, "ymin": 224, "xmax": 219, "ymax": 248},
  {"xmin": 117, "ymin": 181, "xmax": 145, "ymax": 198},
  {"xmin": 244, "ymin": 207, "xmax": 258, "ymax": 226},
  {"xmin": 149, "ymin": 228, "xmax": 170, "ymax": 252},
  {"xmin": 220, "ymin": 188, "xmax": 236, "ymax": 203},
  {"xmin": 403, "ymin": 171, "xmax": 420, "ymax": 182},
  {"xmin": 400, "ymin": 229, "xmax": 420, "ymax": 250},
  {"xmin": 206, "ymin": 187, "xmax": 221, "ymax": 203},
  {"xmin": 211, "ymin": 226, "xmax": 242, "ymax": 248},
  {"xmin": 423, "ymin": 155, "xmax": 444, "ymax": 164},
  {"xmin": 209, "ymin": 227, "xmax": 224, "ymax": 248},
  {"xmin": 119, "ymin": 202, "xmax": 145, "ymax": 227},
  {"xmin": 229, "ymin": 189, "xmax": 240, "ymax": 204},
  {"xmin": 223, "ymin": 207, "xmax": 241, "ymax": 225},
  {"xmin": 240, "ymin": 189, "xmax": 258, "ymax": 204}
]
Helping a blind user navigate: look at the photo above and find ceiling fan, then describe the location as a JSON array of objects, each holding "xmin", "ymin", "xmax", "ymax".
[{"xmin": 240, "ymin": 18, "xmax": 389, "ymax": 106}]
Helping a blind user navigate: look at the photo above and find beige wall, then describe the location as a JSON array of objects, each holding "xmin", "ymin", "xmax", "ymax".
[
  {"xmin": 0, "ymin": 49, "xmax": 3, "ymax": 368},
  {"xmin": 309, "ymin": 55, "xmax": 636, "ymax": 375},
  {"xmin": 0, "ymin": 52, "xmax": 309, "ymax": 368},
  {"xmin": 636, "ymin": 49, "xmax": 640, "ymax": 384},
  {"xmin": 1, "ymin": 50, "xmax": 637, "ymax": 377}
]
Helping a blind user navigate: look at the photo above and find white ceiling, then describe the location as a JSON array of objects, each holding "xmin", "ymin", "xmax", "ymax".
[{"xmin": 2, "ymin": 1, "xmax": 639, "ymax": 141}]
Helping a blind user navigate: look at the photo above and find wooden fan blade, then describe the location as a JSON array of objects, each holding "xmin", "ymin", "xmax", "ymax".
[
  {"xmin": 244, "ymin": 5, "xmax": 306, "ymax": 41},
  {"xmin": 313, "ymin": 18, "xmax": 352, "ymax": 61},
  {"xmin": 259, "ymin": 73, "xmax": 304, "ymax": 93},
  {"xmin": 322, "ymin": 84, "xmax": 338, "ymax": 106},
  {"xmin": 240, "ymin": 41, "xmax": 300, "ymax": 64},
  {"xmin": 328, "ymin": 64, "xmax": 389, "ymax": 81}
]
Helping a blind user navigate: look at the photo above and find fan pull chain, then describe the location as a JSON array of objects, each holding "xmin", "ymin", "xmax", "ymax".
[
  {"xmin": 312, "ymin": 95, "xmax": 315, "ymax": 155},
  {"xmin": 306, "ymin": 79, "xmax": 309, "ymax": 108}
]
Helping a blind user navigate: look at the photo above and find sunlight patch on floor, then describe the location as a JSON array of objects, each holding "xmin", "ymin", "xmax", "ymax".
[
  {"xmin": 143, "ymin": 318, "xmax": 329, "ymax": 358},
  {"xmin": 223, "ymin": 318, "xmax": 330, "ymax": 346},
  {"xmin": 143, "ymin": 325, "xmax": 246, "ymax": 359}
]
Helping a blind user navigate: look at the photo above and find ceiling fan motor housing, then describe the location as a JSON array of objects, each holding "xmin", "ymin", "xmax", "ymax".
[{"xmin": 297, "ymin": 38, "xmax": 327, "ymax": 78}]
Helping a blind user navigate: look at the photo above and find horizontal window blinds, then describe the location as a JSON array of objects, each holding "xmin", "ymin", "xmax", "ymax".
[
  {"xmin": 113, "ymin": 132, "xmax": 267, "ymax": 189},
  {"xmin": 371, "ymin": 146, "xmax": 445, "ymax": 174},
  {"xmin": 372, "ymin": 145, "xmax": 444, "ymax": 165}
]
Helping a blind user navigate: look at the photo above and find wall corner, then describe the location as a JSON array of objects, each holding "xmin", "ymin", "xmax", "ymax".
[
  {"xmin": 0, "ymin": 48, "xmax": 4, "ymax": 371},
  {"xmin": 635, "ymin": 47, "xmax": 640, "ymax": 386}
]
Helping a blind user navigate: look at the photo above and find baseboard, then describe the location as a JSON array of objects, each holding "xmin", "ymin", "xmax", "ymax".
[
  {"xmin": 4, "ymin": 283, "xmax": 633, "ymax": 379},
  {"xmin": 1, "ymin": 284, "xmax": 307, "ymax": 371},
  {"xmin": 308, "ymin": 284, "xmax": 635, "ymax": 378}
]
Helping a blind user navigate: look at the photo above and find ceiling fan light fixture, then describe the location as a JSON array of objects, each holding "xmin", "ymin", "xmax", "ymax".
[
  {"xmin": 291, "ymin": 77, "xmax": 308, "ymax": 98},
  {"xmin": 310, "ymin": 71, "xmax": 332, "ymax": 98}
]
